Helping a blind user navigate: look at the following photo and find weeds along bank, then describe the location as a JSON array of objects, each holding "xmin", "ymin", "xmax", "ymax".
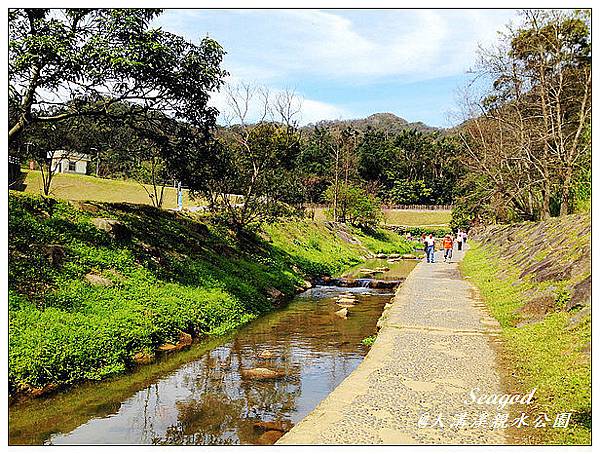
[
  {"xmin": 8, "ymin": 192, "xmax": 414, "ymax": 397},
  {"xmin": 462, "ymin": 213, "xmax": 591, "ymax": 444}
]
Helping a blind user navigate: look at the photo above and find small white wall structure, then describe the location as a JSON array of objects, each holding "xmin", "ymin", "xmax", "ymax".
[{"xmin": 48, "ymin": 150, "xmax": 91, "ymax": 175}]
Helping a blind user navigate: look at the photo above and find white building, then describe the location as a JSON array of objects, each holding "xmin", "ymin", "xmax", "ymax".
[{"xmin": 48, "ymin": 150, "xmax": 91, "ymax": 175}]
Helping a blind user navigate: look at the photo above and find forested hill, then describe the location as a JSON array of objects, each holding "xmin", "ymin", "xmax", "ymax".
[{"xmin": 303, "ymin": 113, "xmax": 440, "ymax": 134}]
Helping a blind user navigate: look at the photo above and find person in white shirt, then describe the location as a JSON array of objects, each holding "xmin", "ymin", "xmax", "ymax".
[
  {"xmin": 424, "ymin": 234, "xmax": 436, "ymax": 263},
  {"xmin": 456, "ymin": 230, "xmax": 463, "ymax": 251}
]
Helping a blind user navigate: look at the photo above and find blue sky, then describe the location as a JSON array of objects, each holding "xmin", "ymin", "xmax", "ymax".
[{"xmin": 154, "ymin": 9, "xmax": 520, "ymax": 127}]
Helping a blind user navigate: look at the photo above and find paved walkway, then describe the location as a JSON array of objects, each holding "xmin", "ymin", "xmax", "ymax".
[{"xmin": 278, "ymin": 248, "xmax": 507, "ymax": 445}]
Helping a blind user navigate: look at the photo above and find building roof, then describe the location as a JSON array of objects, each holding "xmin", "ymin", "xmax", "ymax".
[{"xmin": 47, "ymin": 150, "xmax": 91, "ymax": 161}]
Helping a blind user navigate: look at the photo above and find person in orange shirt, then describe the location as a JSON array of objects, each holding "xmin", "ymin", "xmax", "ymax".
[{"xmin": 442, "ymin": 234, "xmax": 454, "ymax": 262}]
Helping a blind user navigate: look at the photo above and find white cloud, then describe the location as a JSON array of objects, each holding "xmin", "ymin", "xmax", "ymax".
[
  {"xmin": 299, "ymin": 98, "xmax": 349, "ymax": 124},
  {"xmin": 154, "ymin": 9, "xmax": 520, "ymax": 126},
  {"xmin": 208, "ymin": 81, "xmax": 350, "ymax": 126},
  {"xmin": 156, "ymin": 9, "xmax": 519, "ymax": 84}
]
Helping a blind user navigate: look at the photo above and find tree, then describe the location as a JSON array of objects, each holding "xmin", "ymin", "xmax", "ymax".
[
  {"xmin": 511, "ymin": 10, "xmax": 591, "ymax": 216},
  {"xmin": 16, "ymin": 118, "xmax": 87, "ymax": 196},
  {"xmin": 357, "ymin": 127, "xmax": 393, "ymax": 190},
  {"xmin": 388, "ymin": 180, "xmax": 432, "ymax": 205},
  {"xmin": 456, "ymin": 9, "xmax": 591, "ymax": 223},
  {"xmin": 9, "ymin": 9, "xmax": 227, "ymax": 144},
  {"xmin": 189, "ymin": 84, "xmax": 304, "ymax": 230},
  {"xmin": 327, "ymin": 126, "xmax": 360, "ymax": 222},
  {"xmin": 324, "ymin": 184, "xmax": 383, "ymax": 229},
  {"xmin": 296, "ymin": 126, "xmax": 332, "ymax": 216}
]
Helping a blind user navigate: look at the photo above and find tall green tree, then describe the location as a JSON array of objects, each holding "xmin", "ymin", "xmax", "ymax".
[{"xmin": 9, "ymin": 9, "xmax": 227, "ymax": 143}]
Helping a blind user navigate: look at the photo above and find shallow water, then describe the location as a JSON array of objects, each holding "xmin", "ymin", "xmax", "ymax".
[
  {"xmin": 9, "ymin": 262, "xmax": 416, "ymax": 445},
  {"xmin": 343, "ymin": 258, "xmax": 419, "ymax": 281}
]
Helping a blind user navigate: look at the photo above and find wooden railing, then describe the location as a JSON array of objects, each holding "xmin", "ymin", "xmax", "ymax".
[
  {"xmin": 306, "ymin": 203, "xmax": 452, "ymax": 211},
  {"xmin": 381, "ymin": 204, "xmax": 453, "ymax": 211}
]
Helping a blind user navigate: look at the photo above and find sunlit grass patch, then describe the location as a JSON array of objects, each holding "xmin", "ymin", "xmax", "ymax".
[{"xmin": 462, "ymin": 243, "xmax": 591, "ymax": 445}]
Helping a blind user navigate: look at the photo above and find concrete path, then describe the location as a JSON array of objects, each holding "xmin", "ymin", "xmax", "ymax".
[{"xmin": 278, "ymin": 248, "xmax": 507, "ymax": 445}]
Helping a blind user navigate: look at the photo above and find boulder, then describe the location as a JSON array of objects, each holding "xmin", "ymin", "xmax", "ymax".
[
  {"xmin": 133, "ymin": 351, "xmax": 155, "ymax": 365},
  {"xmin": 91, "ymin": 218, "xmax": 131, "ymax": 241},
  {"xmin": 336, "ymin": 297, "xmax": 356, "ymax": 304},
  {"xmin": 42, "ymin": 244, "xmax": 66, "ymax": 267},
  {"xmin": 401, "ymin": 254, "xmax": 417, "ymax": 260},
  {"xmin": 85, "ymin": 272, "xmax": 113, "ymax": 287},
  {"xmin": 139, "ymin": 241, "xmax": 162, "ymax": 258},
  {"xmin": 157, "ymin": 343, "xmax": 179, "ymax": 353},
  {"xmin": 330, "ymin": 278, "xmax": 358, "ymax": 287},
  {"xmin": 567, "ymin": 275, "xmax": 591, "ymax": 311},
  {"xmin": 266, "ymin": 287, "xmax": 284, "ymax": 300},
  {"xmin": 179, "ymin": 331, "xmax": 193, "ymax": 347},
  {"xmin": 73, "ymin": 201, "xmax": 101, "ymax": 214},
  {"xmin": 157, "ymin": 331, "xmax": 193, "ymax": 353},
  {"xmin": 258, "ymin": 350, "xmax": 276, "ymax": 359},
  {"xmin": 254, "ymin": 420, "xmax": 293, "ymax": 433},
  {"xmin": 29, "ymin": 383, "xmax": 59, "ymax": 398},
  {"xmin": 388, "ymin": 253, "xmax": 401, "ymax": 259},
  {"xmin": 295, "ymin": 280, "xmax": 313, "ymax": 292},
  {"xmin": 335, "ymin": 308, "xmax": 348, "ymax": 319},
  {"xmin": 256, "ymin": 430, "xmax": 284, "ymax": 445},
  {"xmin": 375, "ymin": 267, "xmax": 390, "ymax": 272},
  {"xmin": 241, "ymin": 367, "xmax": 286, "ymax": 380},
  {"xmin": 375, "ymin": 253, "xmax": 388, "ymax": 259},
  {"xmin": 370, "ymin": 279, "xmax": 402, "ymax": 289},
  {"xmin": 336, "ymin": 230, "xmax": 361, "ymax": 244},
  {"xmin": 517, "ymin": 295, "xmax": 555, "ymax": 324}
]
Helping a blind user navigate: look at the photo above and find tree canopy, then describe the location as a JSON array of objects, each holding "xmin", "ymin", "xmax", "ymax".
[{"xmin": 9, "ymin": 9, "xmax": 227, "ymax": 143}]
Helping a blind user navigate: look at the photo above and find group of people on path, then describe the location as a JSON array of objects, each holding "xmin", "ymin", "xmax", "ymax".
[{"xmin": 420, "ymin": 230, "xmax": 468, "ymax": 263}]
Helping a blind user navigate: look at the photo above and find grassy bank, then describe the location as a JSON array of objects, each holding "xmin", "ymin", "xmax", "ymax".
[
  {"xmin": 8, "ymin": 191, "xmax": 414, "ymax": 396},
  {"xmin": 462, "ymin": 217, "xmax": 590, "ymax": 444},
  {"xmin": 22, "ymin": 170, "xmax": 196, "ymax": 209}
]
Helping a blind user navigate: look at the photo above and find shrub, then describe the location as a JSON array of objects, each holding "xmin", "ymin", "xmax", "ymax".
[
  {"xmin": 323, "ymin": 184, "xmax": 383, "ymax": 228},
  {"xmin": 361, "ymin": 335, "xmax": 376, "ymax": 347}
]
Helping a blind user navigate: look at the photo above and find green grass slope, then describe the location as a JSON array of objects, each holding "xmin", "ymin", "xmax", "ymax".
[
  {"xmin": 8, "ymin": 191, "xmax": 414, "ymax": 396},
  {"xmin": 22, "ymin": 170, "xmax": 196, "ymax": 208},
  {"xmin": 462, "ymin": 214, "xmax": 591, "ymax": 445}
]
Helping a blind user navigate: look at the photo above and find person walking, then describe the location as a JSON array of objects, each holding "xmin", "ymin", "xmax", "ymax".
[
  {"xmin": 443, "ymin": 234, "xmax": 453, "ymax": 262},
  {"xmin": 456, "ymin": 229, "xmax": 463, "ymax": 251},
  {"xmin": 424, "ymin": 234, "xmax": 435, "ymax": 263}
]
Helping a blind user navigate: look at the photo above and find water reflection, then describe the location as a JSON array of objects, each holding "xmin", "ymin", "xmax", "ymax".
[{"xmin": 11, "ymin": 262, "xmax": 415, "ymax": 445}]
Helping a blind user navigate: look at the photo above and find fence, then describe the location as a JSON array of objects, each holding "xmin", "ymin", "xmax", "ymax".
[
  {"xmin": 381, "ymin": 204, "xmax": 453, "ymax": 211},
  {"xmin": 306, "ymin": 203, "xmax": 452, "ymax": 211}
]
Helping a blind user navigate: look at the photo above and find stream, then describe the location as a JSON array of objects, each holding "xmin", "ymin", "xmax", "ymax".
[{"xmin": 9, "ymin": 259, "xmax": 417, "ymax": 445}]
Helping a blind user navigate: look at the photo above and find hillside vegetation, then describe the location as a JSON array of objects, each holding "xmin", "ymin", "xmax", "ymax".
[
  {"xmin": 304, "ymin": 112, "xmax": 439, "ymax": 134},
  {"xmin": 8, "ymin": 191, "xmax": 414, "ymax": 396},
  {"xmin": 462, "ymin": 213, "xmax": 591, "ymax": 444}
]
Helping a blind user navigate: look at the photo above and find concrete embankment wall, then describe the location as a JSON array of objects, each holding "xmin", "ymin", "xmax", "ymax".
[{"xmin": 470, "ymin": 213, "xmax": 591, "ymax": 323}]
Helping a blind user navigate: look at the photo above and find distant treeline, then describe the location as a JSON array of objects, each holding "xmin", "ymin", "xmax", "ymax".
[{"xmin": 9, "ymin": 9, "xmax": 590, "ymax": 231}]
